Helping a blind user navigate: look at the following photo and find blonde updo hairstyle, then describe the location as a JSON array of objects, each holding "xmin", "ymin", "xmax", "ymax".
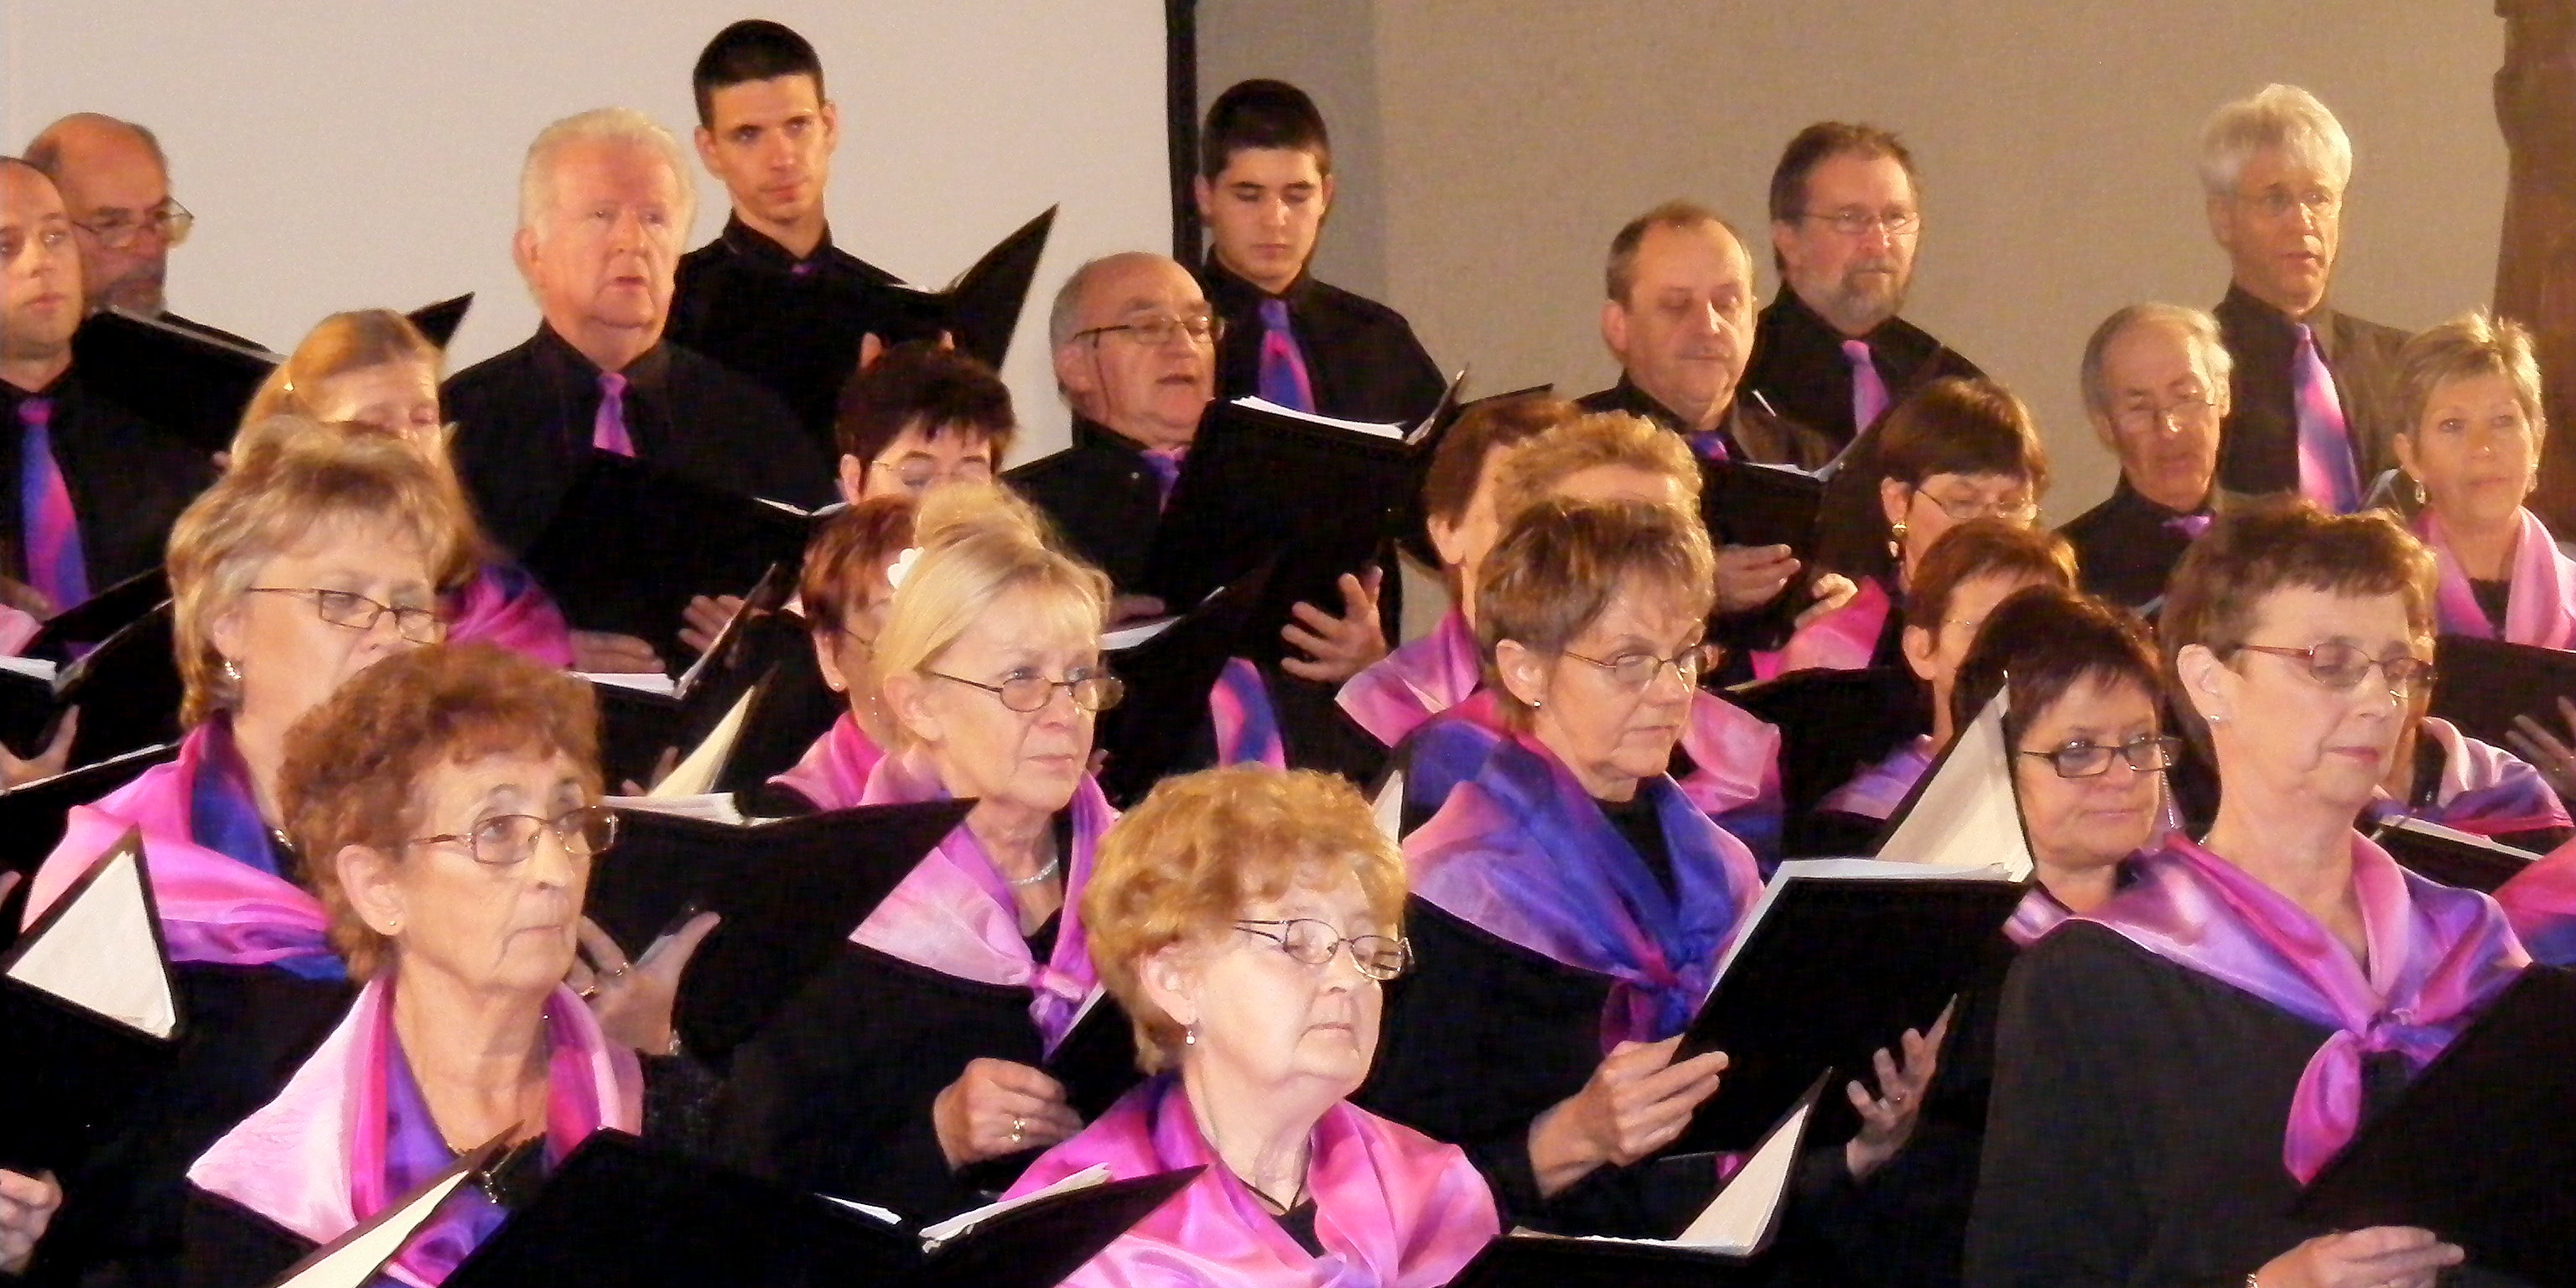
[
  {"xmin": 238, "ymin": 309, "xmax": 448, "ymax": 448},
  {"xmin": 168, "ymin": 416, "xmax": 479, "ymax": 726},
  {"xmin": 870, "ymin": 483, "xmax": 1112, "ymax": 747}
]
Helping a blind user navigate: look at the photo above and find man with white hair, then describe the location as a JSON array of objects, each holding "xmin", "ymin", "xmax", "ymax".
[
  {"xmin": 444, "ymin": 106, "xmax": 828, "ymax": 559},
  {"xmin": 2059, "ymin": 304, "xmax": 2233, "ymax": 610},
  {"xmin": 2201, "ymin": 84, "xmax": 2409, "ymax": 512}
]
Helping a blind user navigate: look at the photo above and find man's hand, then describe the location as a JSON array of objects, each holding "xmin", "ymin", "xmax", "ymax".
[
  {"xmin": 1714, "ymin": 544, "xmax": 1800, "ymax": 614},
  {"xmin": 1281, "ymin": 569, "xmax": 1389, "ymax": 683}
]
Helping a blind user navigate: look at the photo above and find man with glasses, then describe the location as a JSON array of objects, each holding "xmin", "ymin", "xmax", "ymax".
[
  {"xmin": 1010, "ymin": 251, "xmax": 1389, "ymax": 683},
  {"xmin": 2060, "ymin": 304, "xmax": 2233, "ymax": 610},
  {"xmin": 2200, "ymin": 85, "xmax": 2410, "ymax": 513},
  {"xmin": 23, "ymin": 112, "xmax": 252, "ymax": 345},
  {"xmin": 1741, "ymin": 122, "xmax": 1983, "ymax": 454},
  {"xmin": 0, "ymin": 156, "xmax": 214, "ymax": 619}
]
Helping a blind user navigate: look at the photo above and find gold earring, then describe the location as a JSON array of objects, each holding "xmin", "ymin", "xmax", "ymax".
[
  {"xmin": 1887, "ymin": 519, "xmax": 1908, "ymax": 562},
  {"xmin": 2412, "ymin": 476, "xmax": 2428, "ymax": 506}
]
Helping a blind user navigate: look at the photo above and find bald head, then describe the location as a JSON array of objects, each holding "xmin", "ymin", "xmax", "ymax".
[
  {"xmin": 27, "ymin": 113, "xmax": 177, "ymax": 315},
  {"xmin": 1048, "ymin": 252, "xmax": 1214, "ymax": 450}
]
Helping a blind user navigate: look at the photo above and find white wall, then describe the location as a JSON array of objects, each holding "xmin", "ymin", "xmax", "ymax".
[{"xmin": 0, "ymin": 0, "xmax": 1176, "ymax": 460}]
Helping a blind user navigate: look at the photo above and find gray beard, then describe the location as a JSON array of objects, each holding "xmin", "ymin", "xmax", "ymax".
[{"xmin": 1816, "ymin": 267, "xmax": 1908, "ymax": 335}]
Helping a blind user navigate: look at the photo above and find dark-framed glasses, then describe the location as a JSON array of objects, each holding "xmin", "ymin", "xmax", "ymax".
[
  {"xmin": 247, "ymin": 587, "xmax": 444, "ymax": 644},
  {"xmin": 1800, "ymin": 207, "xmax": 1920, "ymax": 237},
  {"xmin": 1233, "ymin": 919, "xmax": 1412, "ymax": 981},
  {"xmin": 1562, "ymin": 642, "xmax": 1718, "ymax": 692},
  {"xmin": 2236, "ymin": 641, "xmax": 2434, "ymax": 693},
  {"xmin": 1073, "ymin": 311, "xmax": 1223, "ymax": 348},
  {"xmin": 71, "ymin": 199, "xmax": 194, "ymax": 250},
  {"xmin": 2016, "ymin": 735, "xmax": 2183, "ymax": 779},
  {"xmin": 413, "ymin": 805, "xmax": 618, "ymax": 868},
  {"xmin": 930, "ymin": 667, "xmax": 1126, "ymax": 714}
]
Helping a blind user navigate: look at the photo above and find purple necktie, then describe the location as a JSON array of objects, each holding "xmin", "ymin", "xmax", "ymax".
[
  {"xmin": 18, "ymin": 398, "xmax": 88, "ymax": 609},
  {"xmin": 1683, "ymin": 428, "xmax": 1732, "ymax": 463},
  {"xmin": 592, "ymin": 371, "xmax": 635, "ymax": 457},
  {"xmin": 1256, "ymin": 299, "xmax": 1315, "ymax": 413},
  {"xmin": 2165, "ymin": 512, "xmax": 2214, "ymax": 542},
  {"xmin": 2293, "ymin": 324, "xmax": 2360, "ymax": 512},
  {"xmin": 1843, "ymin": 338, "xmax": 1890, "ymax": 434},
  {"xmin": 1141, "ymin": 446, "xmax": 1186, "ymax": 512}
]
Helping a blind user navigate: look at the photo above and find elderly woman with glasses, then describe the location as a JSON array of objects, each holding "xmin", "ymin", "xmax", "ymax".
[
  {"xmin": 1364, "ymin": 498, "xmax": 1943, "ymax": 1240},
  {"xmin": 1765, "ymin": 377, "xmax": 2049, "ymax": 676},
  {"xmin": 1968, "ymin": 501, "xmax": 2523, "ymax": 1288},
  {"xmin": 714, "ymin": 483, "xmax": 1147, "ymax": 1221},
  {"xmin": 184, "ymin": 643, "xmax": 642, "ymax": 1285},
  {"xmin": 1005, "ymin": 765, "xmax": 1497, "ymax": 1286}
]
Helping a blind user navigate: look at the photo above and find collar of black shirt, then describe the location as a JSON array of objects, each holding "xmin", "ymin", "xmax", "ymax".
[
  {"xmin": 2109, "ymin": 475, "xmax": 2210, "ymax": 522},
  {"xmin": 2215, "ymin": 281, "xmax": 2347, "ymax": 361},
  {"xmin": 1070, "ymin": 413, "xmax": 1166, "ymax": 457},
  {"xmin": 532, "ymin": 321, "xmax": 672, "ymax": 395},
  {"xmin": 719, "ymin": 211, "xmax": 836, "ymax": 272},
  {"xmin": 1200, "ymin": 253, "xmax": 1317, "ymax": 314}
]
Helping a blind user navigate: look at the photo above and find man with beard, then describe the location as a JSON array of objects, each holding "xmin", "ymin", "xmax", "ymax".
[
  {"xmin": 2199, "ymin": 85, "xmax": 2407, "ymax": 512},
  {"xmin": 1744, "ymin": 122, "xmax": 1987, "ymax": 580},
  {"xmin": 2058, "ymin": 303, "xmax": 2230, "ymax": 610},
  {"xmin": 23, "ymin": 113, "xmax": 252, "ymax": 345}
]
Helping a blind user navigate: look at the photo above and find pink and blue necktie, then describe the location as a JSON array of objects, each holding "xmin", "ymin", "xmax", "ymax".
[
  {"xmin": 1843, "ymin": 338, "xmax": 1890, "ymax": 434},
  {"xmin": 2293, "ymin": 324, "xmax": 2360, "ymax": 512},
  {"xmin": 18, "ymin": 397, "xmax": 88, "ymax": 609},
  {"xmin": 1142, "ymin": 446, "xmax": 1187, "ymax": 512},
  {"xmin": 1256, "ymin": 299, "xmax": 1315, "ymax": 413},
  {"xmin": 592, "ymin": 371, "xmax": 635, "ymax": 457}
]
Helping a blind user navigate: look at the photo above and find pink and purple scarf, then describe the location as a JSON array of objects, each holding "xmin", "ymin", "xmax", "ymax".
[
  {"xmin": 443, "ymin": 563, "xmax": 575, "ymax": 668},
  {"xmin": 1752, "ymin": 575, "xmax": 1894, "ymax": 680},
  {"xmin": 2366, "ymin": 716, "xmax": 2570, "ymax": 839},
  {"xmin": 768, "ymin": 710, "xmax": 888, "ymax": 812},
  {"xmin": 850, "ymin": 747, "xmax": 1120, "ymax": 1053},
  {"xmin": 1005, "ymin": 1073, "xmax": 1496, "ymax": 1288},
  {"xmin": 187, "ymin": 970, "xmax": 641, "ymax": 1286},
  {"xmin": 2420, "ymin": 506, "xmax": 2576, "ymax": 649},
  {"xmin": 2080, "ymin": 833, "xmax": 2527, "ymax": 1183},
  {"xmin": 2494, "ymin": 833, "xmax": 2576, "ymax": 966},
  {"xmin": 1210, "ymin": 657, "xmax": 1286, "ymax": 770},
  {"xmin": 1815, "ymin": 735, "xmax": 1935, "ymax": 823}
]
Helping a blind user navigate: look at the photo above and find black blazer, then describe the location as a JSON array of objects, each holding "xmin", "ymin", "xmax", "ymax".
[
  {"xmin": 2213, "ymin": 284, "xmax": 2412, "ymax": 503},
  {"xmin": 0, "ymin": 373, "xmax": 216, "ymax": 595},
  {"xmin": 670, "ymin": 217, "xmax": 909, "ymax": 461}
]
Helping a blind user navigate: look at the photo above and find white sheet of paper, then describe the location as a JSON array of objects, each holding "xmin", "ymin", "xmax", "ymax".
[
  {"xmin": 0, "ymin": 654, "xmax": 59, "ymax": 683},
  {"xmin": 6, "ymin": 840, "xmax": 177, "ymax": 1038},
  {"xmin": 1525, "ymin": 1090, "xmax": 1815, "ymax": 1257},
  {"xmin": 917, "ymin": 1163, "xmax": 1112, "ymax": 1246},
  {"xmin": 1876, "ymin": 691, "xmax": 2034, "ymax": 880},
  {"xmin": 584, "ymin": 672, "xmax": 678, "ymax": 698},
  {"xmin": 1373, "ymin": 768, "xmax": 1406, "ymax": 842},
  {"xmin": 1101, "ymin": 616, "xmax": 1178, "ymax": 651},
  {"xmin": 605, "ymin": 792, "xmax": 750, "ymax": 826},
  {"xmin": 268, "ymin": 1164, "xmax": 477, "ymax": 1288},
  {"xmin": 1230, "ymin": 396, "xmax": 1406, "ymax": 439},
  {"xmin": 649, "ymin": 687, "xmax": 759, "ymax": 799}
]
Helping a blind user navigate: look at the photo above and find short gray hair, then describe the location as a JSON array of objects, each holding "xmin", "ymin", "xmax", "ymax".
[
  {"xmin": 2198, "ymin": 84, "xmax": 2352, "ymax": 197},
  {"xmin": 2078, "ymin": 302, "xmax": 2235, "ymax": 423},
  {"xmin": 517, "ymin": 107, "xmax": 696, "ymax": 242}
]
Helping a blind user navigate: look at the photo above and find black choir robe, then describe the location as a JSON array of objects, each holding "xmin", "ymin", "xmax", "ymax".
[
  {"xmin": 1740, "ymin": 289, "xmax": 1983, "ymax": 454},
  {"xmin": 670, "ymin": 216, "xmax": 910, "ymax": 462},
  {"xmin": 2057, "ymin": 479, "xmax": 2209, "ymax": 612},
  {"xmin": 1961, "ymin": 923, "xmax": 2529, "ymax": 1288},
  {"xmin": 1003, "ymin": 416, "xmax": 1166, "ymax": 595},
  {"xmin": 1201, "ymin": 258, "xmax": 1447, "ymax": 427},
  {"xmin": 31, "ymin": 963, "xmax": 353, "ymax": 1288},
  {"xmin": 1574, "ymin": 377, "xmax": 1836, "ymax": 470},
  {"xmin": 2213, "ymin": 284, "xmax": 2412, "ymax": 504},
  {"xmin": 151, "ymin": 310, "xmax": 262, "ymax": 352},
  {"xmin": 0, "ymin": 372, "xmax": 215, "ymax": 597},
  {"xmin": 441, "ymin": 325, "xmax": 832, "ymax": 556}
]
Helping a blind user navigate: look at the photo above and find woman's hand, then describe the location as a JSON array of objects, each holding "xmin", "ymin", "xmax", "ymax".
[
  {"xmin": 2252, "ymin": 1227, "xmax": 2462, "ymax": 1288},
  {"xmin": 1280, "ymin": 569, "xmax": 1388, "ymax": 683},
  {"xmin": 0, "ymin": 709, "xmax": 76, "ymax": 790},
  {"xmin": 1794, "ymin": 573, "xmax": 1860, "ymax": 630},
  {"xmin": 1713, "ymin": 544, "xmax": 1800, "ymax": 614},
  {"xmin": 1526, "ymin": 1036, "xmax": 1729, "ymax": 1198},
  {"xmin": 571, "ymin": 913, "xmax": 720, "ymax": 1056},
  {"xmin": 1843, "ymin": 1005, "xmax": 1951, "ymax": 1181},
  {"xmin": 2507, "ymin": 695, "xmax": 2576, "ymax": 802},
  {"xmin": 569, "ymin": 631, "xmax": 665, "ymax": 675},
  {"xmin": 0, "ymin": 575, "xmax": 55, "ymax": 621},
  {"xmin": 0, "ymin": 1169, "xmax": 61, "ymax": 1275},
  {"xmin": 933, "ymin": 1058, "xmax": 1083, "ymax": 1168},
  {"xmin": 677, "ymin": 595, "xmax": 747, "ymax": 657},
  {"xmin": 1109, "ymin": 594, "xmax": 1167, "ymax": 626}
]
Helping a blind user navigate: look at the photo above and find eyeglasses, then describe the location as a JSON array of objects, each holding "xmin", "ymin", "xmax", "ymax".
[
  {"xmin": 2238, "ymin": 188, "xmax": 2340, "ymax": 222},
  {"xmin": 930, "ymin": 667, "xmax": 1126, "ymax": 714},
  {"xmin": 1073, "ymin": 312, "xmax": 1223, "ymax": 348},
  {"xmin": 1233, "ymin": 919, "xmax": 1412, "ymax": 981},
  {"xmin": 1799, "ymin": 208, "xmax": 1920, "ymax": 238},
  {"xmin": 70, "ymin": 200, "xmax": 195, "ymax": 250},
  {"xmin": 2236, "ymin": 642, "xmax": 2434, "ymax": 693},
  {"xmin": 2114, "ymin": 394, "xmax": 2219, "ymax": 435},
  {"xmin": 2016, "ymin": 735, "xmax": 2183, "ymax": 779},
  {"xmin": 412, "ymin": 805, "xmax": 618, "ymax": 868},
  {"xmin": 0, "ymin": 226, "xmax": 72, "ymax": 262},
  {"xmin": 247, "ymin": 587, "xmax": 444, "ymax": 644},
  {"xmin": 1915, "ymin": 491, "xmax": 2039, "ymax": 525},
  {"xmin": 1561, "ymin": 642, "xmax": 1718, "ymax": 692},
  {"xmin": 868, "ymin": 457, "xmax": 995, "ymax": 496}
]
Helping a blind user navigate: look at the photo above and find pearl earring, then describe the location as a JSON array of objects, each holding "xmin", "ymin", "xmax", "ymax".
[
  {"xmin": 1184, "ymin": 1024, "xmax": 1197, "ymax": 1046},
  {"xmin": 2412, "ymin": 476, "xmax": 2428, "ymax": 506},
  {"xmin": 1886, "ymin": 519, "xmax": 1908, "ymax": 562}
]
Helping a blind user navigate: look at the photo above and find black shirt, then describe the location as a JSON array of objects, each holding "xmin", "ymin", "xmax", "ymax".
[
  {"xmin": 2473, "ymin": 578, "xmax": 2515, "ymax": 632},
  {"xmin": 1273, "ymin": 1200, "xmax": 1327, "ymax": 1258},
  {"xmin": 442, "ymin": 324, "xmax": 831, "ymax": 555},
  {"xmin": 670, "ymin": 216, "xmax": 909, "ymax": 462},
  {"xmin": 1574, "ymin": 376, "xmax": 1835, "ymax": 470},
  {"xmin": 1597, "ymin": 792, "xmax": 1675, "ymax": 901},
  {"xmin": 1740, "ymin": 288, "xmax": 1984, "ymax": 453},
  {"xmin": 1004, "ymin": 416, "xmax": 1170, "ymax": 593},
  {"xmin": 2058, "ymin": 479, "xmax": 2210, "ymax": 612},
  {"xmin": 1201, "ymin": 257, "xmax": 1447, "ymax": 427},
  {"xmin": 0, "ymin": 370, "xmax": 215, "ymax": 596},
  {"xmin": 2212, "ymin": 283, "xmax": 2412, "ymax": 502}
]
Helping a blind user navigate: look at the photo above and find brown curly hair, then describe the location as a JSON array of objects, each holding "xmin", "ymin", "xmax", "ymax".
[
  {"xmin": 280, "ymin": 641, "xmax": 600, "ymax": 979},
  {"xmin": 1083, "ymin": 765, "xmax": 1405, "ymax": 1072}
]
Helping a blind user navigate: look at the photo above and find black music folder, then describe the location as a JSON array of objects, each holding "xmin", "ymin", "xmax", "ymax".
[
  {"xmin": 2428, "ymin": 634, "xmax": 2576, "ymax": 751},
  {"xmin": 2374, "ymin": 815, "xmax": 2538, "ymax": 894},
  {"xmin": 2294, "ymin": 965, "xmax": 2576, "ymax": 1285},
  {"xmin": 870, "ymin": 207, "xmax": 1057, "ymax": 371},
  {"xmin": 586, "ymin": 799, "xmax": 974, "ymax": 1062},
  {"xmin": 0, "ymin": 741, "xmax": 179, "ymax": 955},
  {"xmin": 257, "ymin": 1136, "xmax": 509, "ymax": 1288},
  {"xmin": 520, "ymin": 453, "xmax": 812, "ymax": 645},
  {"xmin": 0, "ymin": 600, "xmax": 184, "ymax": 767},
  {"xmin": 1092, "ymin": 559, "xmax": 1276, "ymax": 806}
]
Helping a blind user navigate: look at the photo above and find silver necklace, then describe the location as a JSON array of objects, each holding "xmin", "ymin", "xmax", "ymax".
[{"xmin": 1008, "ymin": 856, "xmax": 1062, "ymax": 888}]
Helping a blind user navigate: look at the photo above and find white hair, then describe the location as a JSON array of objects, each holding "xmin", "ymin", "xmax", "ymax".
[
  {"xmin": 2198, "ymin": 84, "xmax": 2352, "ymax": 197},
  {"xmin": 2078, "ymin": 302, "xmax": 2235, "ymax": 423},
  {"xmin": 517, "ymin": 107, "xmax": 696, "ymax": 242}
]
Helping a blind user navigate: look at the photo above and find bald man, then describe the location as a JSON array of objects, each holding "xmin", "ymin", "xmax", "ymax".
[
  {"xmin": 23, "ymin": 113, "xmax": 251, "ymax": 345},
  {"xmin": 0, "ymin": 157, "xmax": 213, "ymax": 612}
]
